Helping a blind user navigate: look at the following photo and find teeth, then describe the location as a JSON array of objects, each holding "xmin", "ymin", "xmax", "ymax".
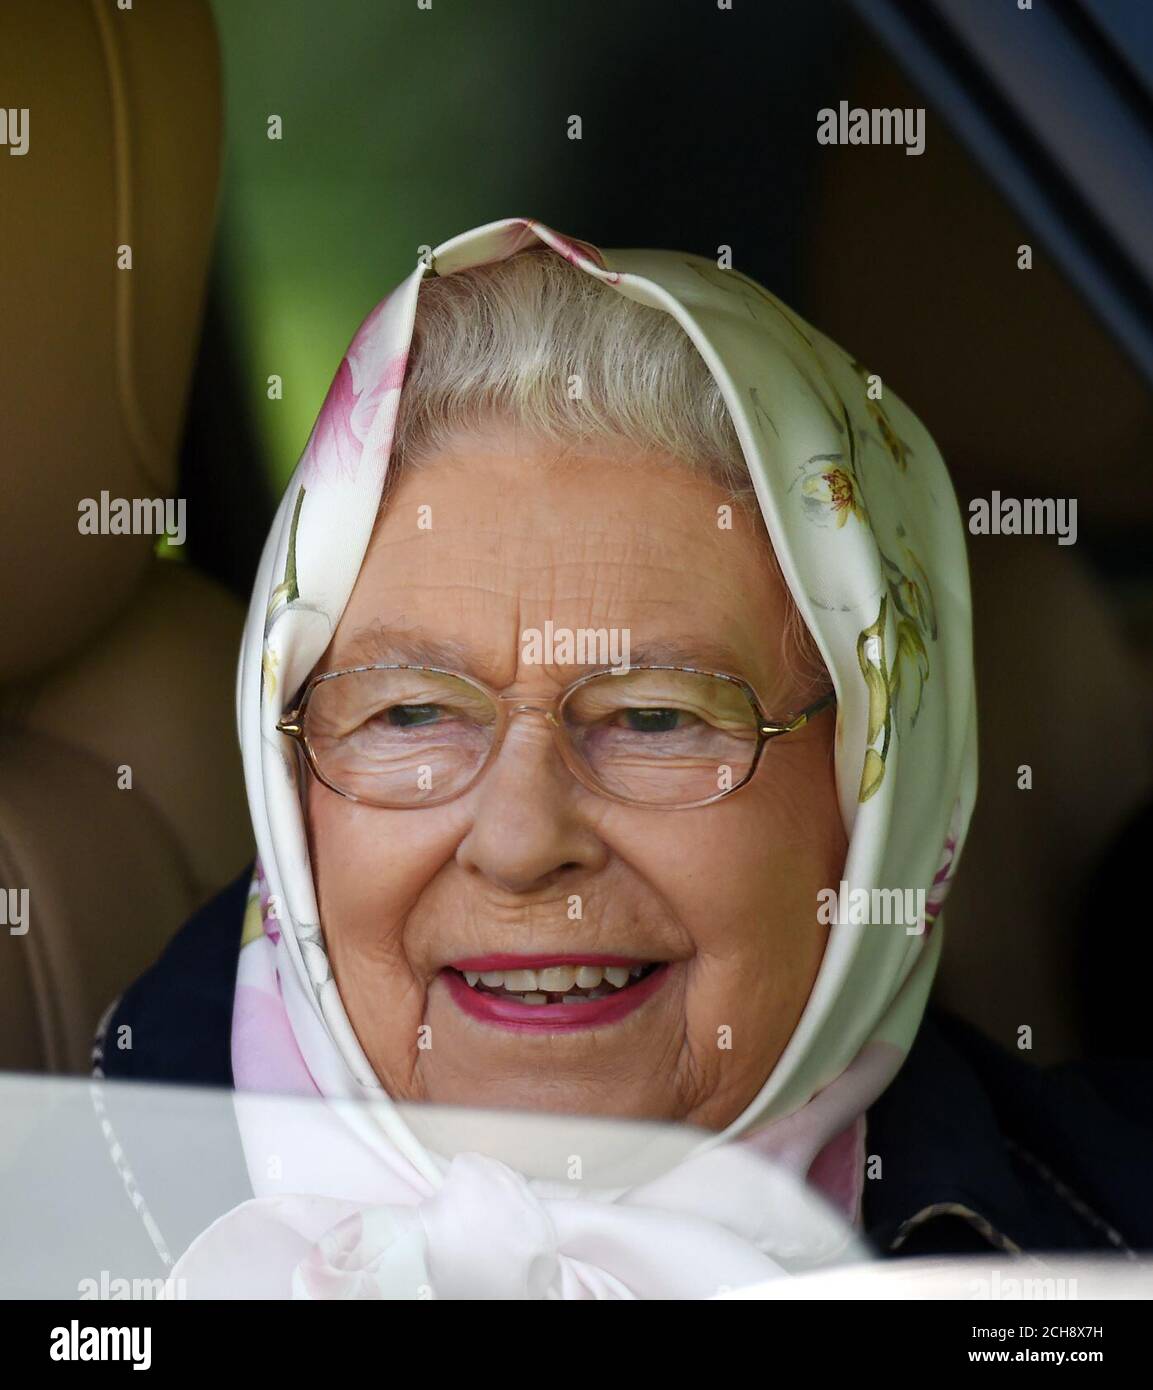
[
  {"xmin": 455, "ymin": 962, "xmax": 654, "ymax": 1000},
  {"xmin": 502, "ymin": 970, "xmax": 537, "ymax": 992},
  {"xmin": 537, "ymin": 965, "xmax": 578, "ymax": 992}
]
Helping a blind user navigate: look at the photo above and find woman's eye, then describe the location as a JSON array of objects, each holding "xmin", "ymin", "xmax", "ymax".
[
  {"xmin": 382, "ymin": 703, "xmax": 443, "ymax": 728},
  {"xmin": 619, "ymin": 707, "xmax": 685, "ymax": 733}
]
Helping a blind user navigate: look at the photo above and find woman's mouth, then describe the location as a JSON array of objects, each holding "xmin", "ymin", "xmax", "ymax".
[{"xmin": 439, "ymin": 955, "xmax": 670, "ymax": 1031}]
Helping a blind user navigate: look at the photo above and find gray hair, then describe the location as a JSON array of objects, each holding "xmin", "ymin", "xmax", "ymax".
[{"xmin": 383, "ymin": 247, "xmax": 827, "ymax": 693}]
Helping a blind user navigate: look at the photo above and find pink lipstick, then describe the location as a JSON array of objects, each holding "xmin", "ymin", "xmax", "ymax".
[{"xmin": 440, "ymin": 960, "xmax": 670, "ymax": 1032}]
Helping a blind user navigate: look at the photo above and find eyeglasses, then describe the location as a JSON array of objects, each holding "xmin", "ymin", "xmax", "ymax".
[{"xmin": 276, "ymin": 664, "xmax": 835, "ymax": 811}]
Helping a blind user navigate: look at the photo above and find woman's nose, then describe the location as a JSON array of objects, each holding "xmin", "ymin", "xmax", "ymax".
[{"xmin": 454, "ymin": 711, "xmax": 608, "ymax": 895}]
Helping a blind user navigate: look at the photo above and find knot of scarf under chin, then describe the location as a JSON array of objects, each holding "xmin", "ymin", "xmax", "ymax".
[{"xmin": 171, "ymin": 1146, "xmax": 859, "ymax": 1300}]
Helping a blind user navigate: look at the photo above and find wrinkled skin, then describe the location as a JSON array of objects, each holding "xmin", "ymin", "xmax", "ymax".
[{"xmin": 306, "ymin": 424, "xmax": 845, "ymax": 1130}]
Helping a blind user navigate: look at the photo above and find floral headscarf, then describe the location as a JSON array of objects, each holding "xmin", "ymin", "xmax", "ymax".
[{"xmin": 181, "ymin": 218, "xmax": 977, "ymax": 1298}]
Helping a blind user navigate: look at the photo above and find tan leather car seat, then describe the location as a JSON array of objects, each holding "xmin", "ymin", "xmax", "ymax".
[{"xmin": 0, "ymin": 0, "xmax": 252, "ymax": 1073}]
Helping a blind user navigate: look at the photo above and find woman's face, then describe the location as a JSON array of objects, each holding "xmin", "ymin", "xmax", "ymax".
[{"xmin": 306, "ymin": 422, "xmax": 846, "ymax": 1130}]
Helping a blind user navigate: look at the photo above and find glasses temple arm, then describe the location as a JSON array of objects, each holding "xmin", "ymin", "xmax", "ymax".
[{"xmin": 760, "ymin": 689, "xmax": 837, "ymax": 737}]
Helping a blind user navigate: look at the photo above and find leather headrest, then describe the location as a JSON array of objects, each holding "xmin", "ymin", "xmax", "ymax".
[{"xmin": 0, "ymin": 0, "xmax": 221, "ymax": 680}]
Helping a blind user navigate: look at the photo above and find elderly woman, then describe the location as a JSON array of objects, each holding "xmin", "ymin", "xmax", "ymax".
[{"xmin": 99, "ymin": 219, "xmax": 1153, "ymax": 1296}]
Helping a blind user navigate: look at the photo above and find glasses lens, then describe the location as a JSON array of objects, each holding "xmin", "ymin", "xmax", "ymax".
[
  {"xmin": 562, "ymin": 669, "xmax": 760, "ymax": 806},
  {"xmin": 304, "ymin": 668, "xmax": 497, "ymax": 805}
]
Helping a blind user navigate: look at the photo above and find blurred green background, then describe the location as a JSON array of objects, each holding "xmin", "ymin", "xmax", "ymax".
[{"xmin": 209, "ymin": 0, "xmax": 573, "ymax": 485}]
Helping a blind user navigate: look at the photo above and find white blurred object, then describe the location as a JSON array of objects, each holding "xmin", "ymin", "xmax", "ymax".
[
  {"xmin": 5, "ymin": 1074, "xmax": 1147, "ymax": 1301},
  {"xmin": 0, "ymin": 1073, "xmax": 866, "ymax": 1300},
  {"xmin": 717, "ymin": 1256, "xmax": 1153, "ymax": 1299}
]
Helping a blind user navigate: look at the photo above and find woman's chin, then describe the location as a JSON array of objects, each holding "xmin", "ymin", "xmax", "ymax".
[{"xmin": 419, "ymin": 1073, "xmax": 677, "ymax": 1124}]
